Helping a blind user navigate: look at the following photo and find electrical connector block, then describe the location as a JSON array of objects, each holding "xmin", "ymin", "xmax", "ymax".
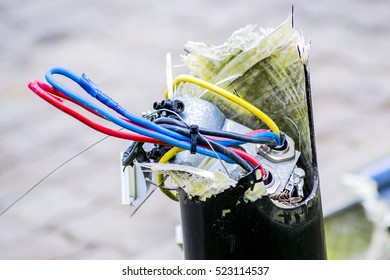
[{"xmin": 120, "ymin": 152, "xmax": 157, "ymax": 216}]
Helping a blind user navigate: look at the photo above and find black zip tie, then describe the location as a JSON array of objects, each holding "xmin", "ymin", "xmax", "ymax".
[{"xmin": 189, "ymin": 124, "xmax": 199, "ymax": 154}]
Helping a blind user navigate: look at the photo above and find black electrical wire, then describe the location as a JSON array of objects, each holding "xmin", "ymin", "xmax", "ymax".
[
  {"xmin": 154, "ymin": 117, "xmax": 187, "ymax": 128},
  {"xmin": 154, "ymin": 117, "xmax": 277, "ymax": 146},
  {"xmin": 158, "ymin": 123, "xmax": 253, "ymax": 172}
]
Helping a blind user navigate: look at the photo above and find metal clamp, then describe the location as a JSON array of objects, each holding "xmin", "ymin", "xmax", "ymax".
[{"xmin": 256, "ymin": 134, "xmax": 295, "ymax": 163}]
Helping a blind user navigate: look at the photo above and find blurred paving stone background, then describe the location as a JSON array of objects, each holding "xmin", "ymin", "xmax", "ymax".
[{"xmin": 1, "ymin": 0, "xmax": 390, "ymax": 259}]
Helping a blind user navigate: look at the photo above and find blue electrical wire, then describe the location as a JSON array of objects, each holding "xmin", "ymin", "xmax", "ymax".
[
  {"xmin": 45, "ymin": 67, "xmax": 191, "ymax": 142},
  {"xmin": 44, "ymin": 67, "xmax": 239, "ymax": 164},
  {"xmin": 211, "ymin": 131, "xmax": 280, "ymax": 147}
]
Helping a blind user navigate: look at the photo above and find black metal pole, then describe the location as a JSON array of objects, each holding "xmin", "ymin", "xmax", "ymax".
[{"xmin": 178, "ymin": 66, "xmax": 327, "ymax": 260}]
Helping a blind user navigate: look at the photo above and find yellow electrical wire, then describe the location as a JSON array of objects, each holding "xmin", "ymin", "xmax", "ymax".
[
  {"xmin": 156, "ymin": 147, "xmax": 184, "ymax": 201},
  {"xmin": 164, "ymin": 74, "xmax": 281, "ymax": 137}
]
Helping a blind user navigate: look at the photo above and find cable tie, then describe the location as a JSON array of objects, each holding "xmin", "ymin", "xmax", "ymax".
[{"xmin": 189, "ymin": 124, "xmax": 199, "ymax": 154}]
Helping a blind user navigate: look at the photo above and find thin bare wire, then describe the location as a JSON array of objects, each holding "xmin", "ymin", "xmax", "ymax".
[{"xmin": 0, "ymin": 135, "xmax": 110, "ymax": 217}]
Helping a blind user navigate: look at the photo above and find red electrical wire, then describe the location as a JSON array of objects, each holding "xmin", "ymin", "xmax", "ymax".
[
  {"xmin": 28, "ymin": 80, "xmax": 265, "ymax": 177},
  {"xmin": 28, "ymin": 80, "xmax": 165, "ymax": 144},
  {"xmin": 230, "ymin": 147, "xmax": 265, "ymax": 177}
]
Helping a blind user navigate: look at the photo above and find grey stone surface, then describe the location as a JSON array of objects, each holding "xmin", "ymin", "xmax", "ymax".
[{"xmin": 1, "ymin": 0, "xmax": 390, "ymax": 259}]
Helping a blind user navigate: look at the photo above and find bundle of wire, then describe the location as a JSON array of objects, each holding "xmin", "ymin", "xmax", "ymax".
[{"xmin": 28, "ymin": 66, "xmax": 282, "ymax": 181}]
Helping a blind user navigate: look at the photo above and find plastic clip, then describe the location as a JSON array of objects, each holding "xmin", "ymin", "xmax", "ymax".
[{"xmin": 189, "ymin": 125, "xmax": 199, "ymax": 154}]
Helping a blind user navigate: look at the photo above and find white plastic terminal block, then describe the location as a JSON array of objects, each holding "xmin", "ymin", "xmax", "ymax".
[
  {"xmin": 120, "ymin": 155, "xmax": 135, "ymax": 205},
  {"xmin": 120, "ymin": 152, "xmax": 157, "ymax": 215}
]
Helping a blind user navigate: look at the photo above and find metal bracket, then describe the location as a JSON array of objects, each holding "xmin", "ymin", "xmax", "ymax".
[{"xmin": 120, "ymin": 153, "xmax": 157, "ymax": 216}]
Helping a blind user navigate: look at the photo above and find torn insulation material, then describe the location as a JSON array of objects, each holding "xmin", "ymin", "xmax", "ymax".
[
  {"xmin": 138, "ymin": 163, "xmax": 238, "ymax": 201},
  {"xmin": 177, "ymin": 16, "xmax": 313, "ymax": 175}
]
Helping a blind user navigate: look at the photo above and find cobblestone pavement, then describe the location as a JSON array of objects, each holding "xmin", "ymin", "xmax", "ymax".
[{"xmin": 1, "ymin": 0, "xmax": 390, "ymax": 259}]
